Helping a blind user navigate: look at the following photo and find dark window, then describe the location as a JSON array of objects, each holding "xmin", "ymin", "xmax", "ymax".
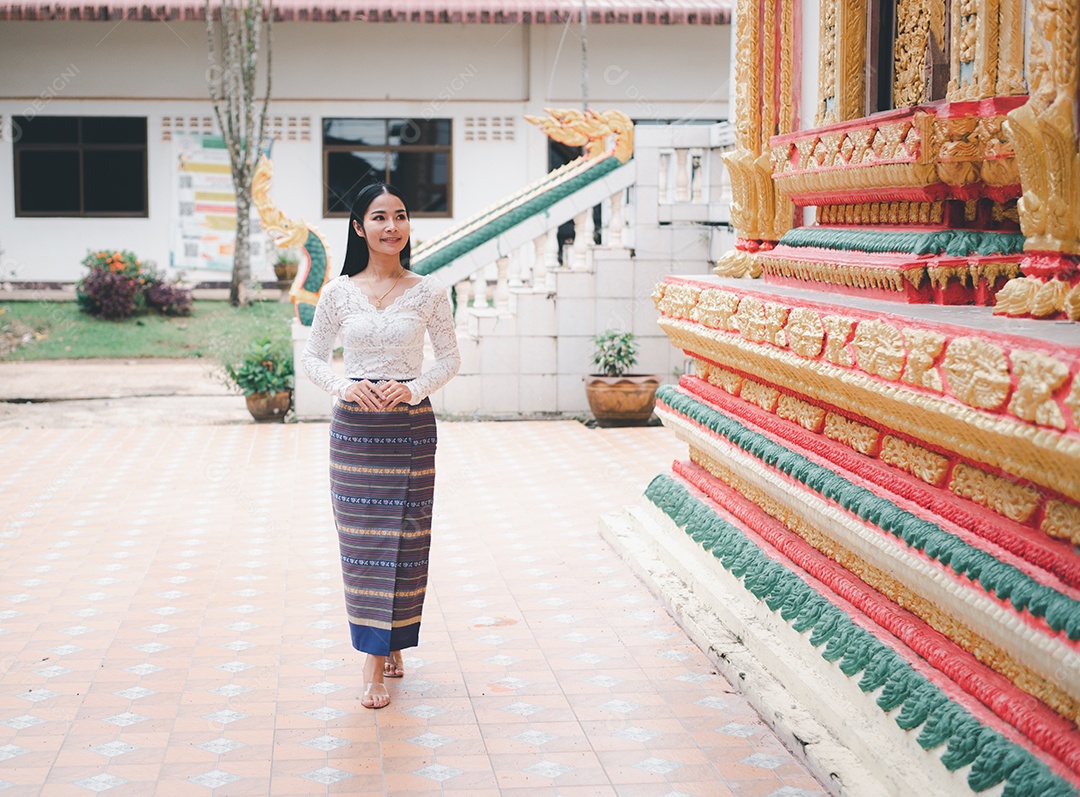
[
  {"xmin": 866, "ymin": 0, "xmax": 897, "ymax": 113},
  {"xmin": 13, "ymin": 116, "xmax": 148, "ymax": 217},
  {"xmin": 323, "ymin": 118, "xmax": 451, "ymax": 217}
]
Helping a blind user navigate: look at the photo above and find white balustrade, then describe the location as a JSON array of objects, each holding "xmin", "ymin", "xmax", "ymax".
[
  {"xmin": 532, "ymin": 234, "xmax": 549, "ymax": 292},
  {"xmin": 454, "ymin": 280, "xmax": 472, "ymax": 331},
  {"xmin": 494, "ymin": 257, "xmax": 510, "ymax": 313},
  {"xmin": 572, "ymin": 210, "xmax": 592, "ymax": 270},
  {"xmin": 658, "ymin": 151, "xmax": 672, "ymax": 203},
  {"xmin": 606, "ymin": 189, "xmax": 625, "ymax": 248},
  {"xmin": 674, "ymin": 149, "xmax": 690, "ymax": 202},
  {"xmin": 471, "ymin": 269, "xmax": 488, "ymax": 311}
]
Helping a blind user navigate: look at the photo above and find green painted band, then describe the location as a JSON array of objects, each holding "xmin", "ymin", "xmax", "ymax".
[
  {"xmin": 777, "ymin": 227, "xmax": 1026, "ymax": 258},
  {"xmin": 412, "ymin": 156, "xmax": 623, "ymax": 276},
  {"xmin": 644, "ymin": 473, "xmax": 1075, "ymax": 797},
  {"xmin": 656, "ymin": 384, "xmax": 1080, "ymax": 640}
]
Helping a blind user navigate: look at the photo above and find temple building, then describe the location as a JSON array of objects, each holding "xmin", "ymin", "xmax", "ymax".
[{"xmin": 606, "ymin": 0, "xmax": 1080, "ymax": 795}]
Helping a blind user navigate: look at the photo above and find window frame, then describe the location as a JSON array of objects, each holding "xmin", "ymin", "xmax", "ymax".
[
  {"xmin": 13, "ymin": 115, "xmax": 149, "ymax": 218},
  {"xmin": 322, "ymin": 117, "xmax": 453, "ymax": 219}
]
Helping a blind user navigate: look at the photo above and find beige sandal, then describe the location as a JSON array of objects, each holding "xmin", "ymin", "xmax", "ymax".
[{"xmin": 383, "ymin": 651, "xmax": 404, "ymax": 678}]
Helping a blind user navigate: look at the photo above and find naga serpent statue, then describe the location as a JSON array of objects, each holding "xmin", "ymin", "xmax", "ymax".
[
  {"xmin": 523, "ymin": 108, "xmax": 635, "ymax": 164},
  {"xmin": 252, "ymin": 154, "xmax": 331, "ymax": 325}
]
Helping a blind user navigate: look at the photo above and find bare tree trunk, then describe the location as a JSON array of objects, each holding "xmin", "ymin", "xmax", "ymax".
[{"xmin": 206, "ymin": 0, "xmax": 272, "ymax": 307}]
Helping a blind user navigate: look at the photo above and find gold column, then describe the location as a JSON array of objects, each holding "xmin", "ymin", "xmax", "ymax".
[
  {"xmin": 996, "ymin": 0, "xmax": 1080, "ymax": 320},
  {"xmin": 716, "ymin": 0, "xmax": 796, "ymax": 278}
]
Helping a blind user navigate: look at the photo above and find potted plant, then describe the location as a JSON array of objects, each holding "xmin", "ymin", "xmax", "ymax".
[
  {"xmin": 584, "ymin": 330, "xmax": 661, "ymax": 427},
  {"xmin": 224, "ymin": 337, "xmax": 294, "ymax": 422},
  {"xmin": 273, "ymin": 249, "xmax": 299, "ymax": 289}
]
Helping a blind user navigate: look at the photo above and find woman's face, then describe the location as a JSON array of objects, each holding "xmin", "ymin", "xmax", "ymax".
[{"xmin": 353, "ymin": 192, "xmax": 409, "ymax": 259}]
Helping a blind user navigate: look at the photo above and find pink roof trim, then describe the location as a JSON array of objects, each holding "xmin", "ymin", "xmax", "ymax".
[{"xmin": 0, "ymin": 0, "xmax": 730, "ymax": 23}]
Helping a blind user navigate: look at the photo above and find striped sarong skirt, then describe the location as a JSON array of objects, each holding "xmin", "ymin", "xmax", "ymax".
[{"xmin": 328, "ymin": 391, "xmax": 437, "ymax": 656}]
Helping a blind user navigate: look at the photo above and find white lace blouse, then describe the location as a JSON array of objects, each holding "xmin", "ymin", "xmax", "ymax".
[{"xmin": 300, "ymin": 273, "xmax": 461, "ymax": 405}]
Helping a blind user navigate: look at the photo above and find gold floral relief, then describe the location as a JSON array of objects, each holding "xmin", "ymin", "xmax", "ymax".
[
  {"xmin": 764, "ymin": 303, "xmax": 790, "ymax": 347},
  {"xmin": 852, "ymin": 320, "xmax": 906, "ymax": 381},
  {"xmin": 742, "ymin": 380, "xmax": 781, "ymax": 413},
  {"xmin": 1064, "ymin": 377, "xmax": 1080, "ymax": 428},
  {"xmin": 776, "ymin": 394, "xmax": 828, "ymax": 432},
  {"xmin": 818, "ymin": 0, "xmax": 838, "ymax": 125},
  {"xmin": 1007, "ymin": 351, "xmax": 1069, "ymax": 430},
  {"xmin": 651, "ymin": 283, "xmax": 666, "ymax": 310},
  {"xmin": 690, "ymin": 290, "xmax": 741, "ymax": 331},
  {"xmin": 735, "ymin": 296, "xmax": 767, "ymax": 343},
  {"xmin": 949, "ymin": 462, "xmax": 1041, "ymax": 524},
  {"xmin": 823, "ymin": 316, "xmax": 856, "ymax": 367},
  {"xmin": 706, "ymin": 365, "xmax": 744, "ymax": 396},
  {"xmin": 657, "ymin": 284, "xmax": 701, "ymax": 319},
  {"xmin": 824, "ymin": 412, "xmax": 881, "ymax": 456},
  {"xmin": 1041, "ymin": 501, "xmax": 1080, "ymax": 545},
  {"xmin": 942, "ymin": 337, "xmax": 1011, "ymax": 410},
  {"xmin": 786, "ymin": 308, "xmax": 825, "ymax": 359},
  {"xmin": 880, "ymin": 435, "xmax": 950, "ymax": 486},
  {"xmin": 902, "ymin": 329, "xmax": 946, "ymax": 392}
]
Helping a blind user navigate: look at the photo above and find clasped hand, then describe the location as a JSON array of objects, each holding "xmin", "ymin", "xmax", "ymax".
[{"xmin": 343, "ymin": 380, "xmax": 412, "ymax": 411}]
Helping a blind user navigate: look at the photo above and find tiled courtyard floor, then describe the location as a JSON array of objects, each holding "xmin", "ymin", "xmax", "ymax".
[{"xmin": 0, "ymin": 420, "xmax": 827, "ymax": 797}]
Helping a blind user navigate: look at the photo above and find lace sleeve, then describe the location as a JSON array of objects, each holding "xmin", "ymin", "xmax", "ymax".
[
  {"xmin": 300, "ymin": 280, "xmax": 353, "ymax": 400},
  {"xmin": 407, "ymin": 281, "xmax": 461, "ymax": 405}
]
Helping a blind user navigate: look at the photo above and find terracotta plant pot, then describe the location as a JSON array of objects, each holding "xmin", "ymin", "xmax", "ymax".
[
  {"xmin": 273, "ymin": 261, "xmax": 298, "ymax": 282},
  {"xmin": 245, "ymin": 390, "xmax": 292, "ymax": 422},
  {"xmin": 584, "ymin": 375, "xmax": 661, "ymax": 427}
]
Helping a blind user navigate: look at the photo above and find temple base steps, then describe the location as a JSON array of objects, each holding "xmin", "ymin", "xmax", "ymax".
[{"xmin": 599, "ymin": 501, "xmax": 983, "ymax": 797}]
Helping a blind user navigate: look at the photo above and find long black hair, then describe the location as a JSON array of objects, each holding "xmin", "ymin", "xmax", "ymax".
[{"xmin": 340, "ymin": 182, "xmax": 412, "ymax": 276}]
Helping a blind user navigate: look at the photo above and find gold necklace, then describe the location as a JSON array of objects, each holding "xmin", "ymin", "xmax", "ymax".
[{"xmin": 366, "ymin": 268, "xmax": 406, "ymax": 308}]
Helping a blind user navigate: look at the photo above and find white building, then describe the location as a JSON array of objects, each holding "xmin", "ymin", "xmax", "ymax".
[{"xmin": 0, "ymin": 0, "xmax": 730, "ymax": 287}]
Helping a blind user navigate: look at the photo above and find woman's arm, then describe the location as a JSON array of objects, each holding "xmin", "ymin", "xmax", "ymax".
[
  {"xmin": 300, "ymin": 281, "xmax": 354, "ymax": 400},
  {"xmin": 406, "ymin": 283, "xmax": 461, "ymax": 404}
]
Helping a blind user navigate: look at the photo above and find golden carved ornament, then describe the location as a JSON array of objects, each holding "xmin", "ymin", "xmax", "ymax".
[
  {"xmin": 836, "ymin": 0, "xmax": 868, "ymax": 122},
  {"xmin": 1067, "ymin": 378, "xmax": 1080, "ymax": 427},
  {"xmin": 777, "ymin": 394, "xmax": 827, "ymax": 432},
  {"xmin": 853, "ymin": 320, "xmax": 906, "ymax": 381},
  {"xmin": 688, "ymin": 445, "xmax": 1080, "ymax": 724},
  {"xmin": 735, "ymin": 297, "xmax": 767, "ymax": 343},
  {"xmin": 1041, "ymin": 501, "xmax": 1080, "ymax": 545},
  {"xmin": 656, "ymin": 284, "xmax": 701, "ymax": 319},
  {"xmin": 1004, "ymin": 0, "xmax": 1080, "ymax": 260},
  {"xmin": 949, "ymin": 462, "xmax": 1041, "ymax": 524},
  {"xmin": 995, "ymin": 278, "xmax": 1080, "ymax": 320},
  {"xmin": 690, "ymin": 290, "xmax": 741, "ymax": 330},
  {"xmin": 704, "ymin": 364, "xmax": 744, "ymax": 396},
  {"xmin": 824, "ymin": 412, "xmax": 881, "ymax": 456},
  {"xmin": 764, "ymin": 303, "xmax": 790, "ymax": 347},
  {"xmin": 657, "ymin": 315, "xmax": 1080, "ymax": 503},
  {"xmin": 759, "ymin": 256, "xmax": 918, "ymax": 292},
  {"xmin": 713, "ymin": 248, "xmax": 763, "ymax": 279},
  {"xmin": 253, "ymin": 154, "xmax": 317, "ymax": 249},
  {"xmin": 1008, "ymin": 351, "xmax": 1069, "ymax": 430},
  {"xmin": 817, "ymin": 0, "xmax": 838, "ymax": 125},
  {"xmin": 741, "ymin": 380, "xmax": 781, "ymax": 413},
  {"xmin": 879, "ymin": 435, "xmax": 950, "ymax": 486},
  {"xmin": 818, "ymin": 201, "xmax": 943, "ymax": 226},
  {"xmin": 901, "ymin": 329, "xmax": 946, "ymax": 392},
  {"xmin": 1032, "ymin": 281, "xmax": 1071, "ymax": 317},
  {"xmin": 942, "ymin": 337, "xmax": 1011, "ymax": 410},
  {"xmin": 823, "ymin": 316, "xmax": 856, "ymax": 367},
  {"xmin": 786, "ymin": 308, "xmax": 825, "ymax": 359},
  {"xmin": 651, "ymin": 283, "xmax": 667, "ymax": 310},
  {"xmin": 524, "ymin": 108, "xmax": 635, "ymax": 163},
  {"xmin": 892, "ymin": 0, "xmax": 924, "ymax": 108}
]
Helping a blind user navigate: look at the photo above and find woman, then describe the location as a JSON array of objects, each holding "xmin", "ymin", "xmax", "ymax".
[{"xmin": 301, "ymin": 183, "xmax": 461, "ymax": 709}]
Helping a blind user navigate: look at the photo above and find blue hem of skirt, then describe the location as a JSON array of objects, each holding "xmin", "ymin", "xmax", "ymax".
[{"xmin": 349, "ymin": 621, "xmax": 421, "ymax": 656}]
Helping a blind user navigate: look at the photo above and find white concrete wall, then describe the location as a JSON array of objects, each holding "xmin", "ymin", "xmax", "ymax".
[{"xmin": 0, "ymin": 21, "xmax": 729, "ymax": 285}]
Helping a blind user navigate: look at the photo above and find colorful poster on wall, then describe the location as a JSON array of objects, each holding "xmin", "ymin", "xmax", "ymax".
[{"xmin": 170, "ymin": 133, "xmax": 271, "ymax": 275}]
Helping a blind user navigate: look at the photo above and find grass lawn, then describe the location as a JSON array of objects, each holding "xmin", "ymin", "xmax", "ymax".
[{"xmin": 0, "ymin": 300, "xmax": 295, "ymax": 360}]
